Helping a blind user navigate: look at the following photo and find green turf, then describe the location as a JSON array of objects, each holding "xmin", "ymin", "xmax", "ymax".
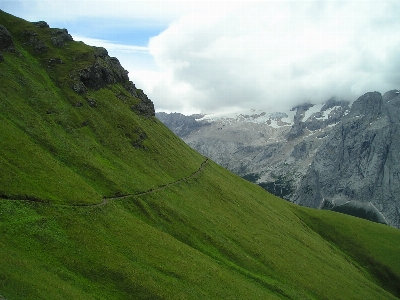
[{"xmin": 1, "ymin": 9, "xmax": 400, "ymax": 299}]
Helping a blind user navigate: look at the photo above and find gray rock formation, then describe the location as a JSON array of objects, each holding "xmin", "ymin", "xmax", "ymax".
[
  {"xmin": 130, "ymin": 88, "xmax": 155, "ymax": 117},
  {"xmin": 294, "ymin": 91, "xmax": 400, "ymax": 227},
  {"xmin": 0, "ymin": 24, "xmax": 15, "ymax": 62},
  {"xmin": 286, "ymin": 103, "xmax": 313, "ymax": 140},
  {"xmin": 157, "ymin": 104, "xmax": 349, "ymax": 201},
  {"xmin": 50, "ymin": 28, "xmax": 73, "ymax": 47},
  {"xmin": 0, "ymin": 24, "xmax": 14, "ymax": 52},
  {"xmin": 156, "ymin": 112, "xmax": 210, "ymax": 137},
  {"xmin": 78, "ymin": 47, "xmax": 130, "ymax": 89},
  {"xmin": 75, "ymin": 47, "xmax": 155, "ymax": 117},
  {"xmin": 21, "ymin": 29, "xmax": 48, "ymax": 53},
  {"xmin": 305, "ymin": 98, "xmax": 350, "ymax": 131},
  {"xmin": 32, "ymin": 21, "xmax": 49, "ymax": 28}
]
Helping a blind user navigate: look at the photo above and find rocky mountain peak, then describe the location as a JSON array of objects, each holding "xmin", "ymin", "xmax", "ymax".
[
  {"xmin": 286, "ymin": 99, "xmax": 350, "ymax": 140},
  {"xmin": 383, "ymin": 89, "xmax": 400, "ymax": 102},
  {"xmin": 348, "ymin": 91, "xmax": 382, "ymax": 120}
]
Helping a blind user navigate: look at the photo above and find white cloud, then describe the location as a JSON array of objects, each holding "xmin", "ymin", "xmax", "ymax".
[
  {"xmin": 146, "ymin": 0, "xmax": 400, "ymax": 113},
  {"xmin": 73, "ymin": 36, "xmax": 148, "ymax": 54}
]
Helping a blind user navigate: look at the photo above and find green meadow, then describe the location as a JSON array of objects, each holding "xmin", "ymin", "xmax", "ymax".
[{"xmin": 0, "ymin": 10, "xmax": 399, "ymax": 299}]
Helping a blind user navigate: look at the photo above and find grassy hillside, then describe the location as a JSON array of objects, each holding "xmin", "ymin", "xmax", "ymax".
[
  {"xmin": 0, "ymin": 10, "xmax": 204, "ymax": 205},
  {"xmin": 1, "ymin": 10, "xmax": 400, "ymax": 299}
]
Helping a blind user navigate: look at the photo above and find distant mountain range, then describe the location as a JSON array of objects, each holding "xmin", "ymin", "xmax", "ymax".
[{"xmin": 157, "ymin": 91, "xmax": 400, "ymax": 228}]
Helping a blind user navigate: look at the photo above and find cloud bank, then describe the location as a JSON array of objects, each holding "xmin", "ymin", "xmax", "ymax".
[{"xmin": 144, "ymin": 1, "xmax": 400, "ymax": 114}]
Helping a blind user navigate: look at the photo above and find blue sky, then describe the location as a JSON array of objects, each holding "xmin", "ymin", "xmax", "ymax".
[
  {"xmin": 52, "ymin": 18, "xmax": 163, "ymax": 46},
  {"xmin": 2, "ymin": 1, "xmax": 400, "ymax": 115}
]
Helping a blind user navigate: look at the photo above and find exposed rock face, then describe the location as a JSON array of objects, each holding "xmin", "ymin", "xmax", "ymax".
[
  {"xmin": 0, "ymin": 24, "xmax": 15, "ymax": 54},
  {"xmin": 287, "ymin": 98, "xmax": 350, "ymax": 139},
  {"xmin": 74, "ymin": 47, "xmax": 155, "ymax": 117},
  {"xmin": 21, "ymin": 29, "xmax": 48, "ymax": 53},
  {"xmin": 130, "ymin": 88, "xmax": 155, "ymax": 117},
  {"xmin": 157, "ymin": 104, "xmax": 347, "ymax": 201},
  {"xmin": 286, "ymin": 103, "xmax": 313, "ymax": 140},
  {"xmin": 78, "ymin": 47, "xmax": 129, "ymax": 90},
  {"xmin": 156, "ymin": 112, "xmax": 210, "ymax": 136},
  {"xmin": 32, "ymin": 21, "xmax": 49, "ymax": 28},
  {"xmin": 50, "ymin": 28, "xmax": 73, "ymax": 47},
  {"xmin": 294, "ymin": 91, "xmax": 400, "ymax": 228},
  {"xmin": 305, "ymin": 98, "xmax": 350, "ymax": 131}
]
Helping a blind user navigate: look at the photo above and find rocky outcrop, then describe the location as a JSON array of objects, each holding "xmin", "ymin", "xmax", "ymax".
[
  {"xmin": 75, "ymin": 47, "xmax": 155, "ymax": 117},
  {"xmin": 32, "ymin": 21, "xmax": 49, "ymax": 28},
  {"xmin": 294, "ymin": 91, "xmax": 400, "ymax": 227},
  {"xmin": 0, "ymin": 24, "xmax": 14, "ymax": 51},
  {"xmin": 0, "ymin": 24, "xmax": 15, "ymax": 61},
  {"xmin": 21, "ymin": 28, "xmax": 48, "ymax": 53},
  {"xmin": 50, "ymin": 28, "xmax": 73, "ymax": 47},
  {"xmin": 130, "ymin": 88, "xmax": 155, "ymax": 117},
  {"xmin": 78, "ymin": 47, "xmax": 129, "ymax": 90}
]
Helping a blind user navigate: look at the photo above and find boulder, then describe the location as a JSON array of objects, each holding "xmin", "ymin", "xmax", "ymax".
[{"xmin": 51, "ymin": 28, "xmax": 73, "ymax": 47}]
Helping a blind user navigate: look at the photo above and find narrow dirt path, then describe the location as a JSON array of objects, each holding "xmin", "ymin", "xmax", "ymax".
[
  {"xmin": 0, "ymin": 158, "xmax": 209, "ymax": 207},
  {"xmin": 95, "ymin": 158, "xmax": 209, "ymax": 207}
]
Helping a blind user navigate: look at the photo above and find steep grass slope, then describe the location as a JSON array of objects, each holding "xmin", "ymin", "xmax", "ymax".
[
  {"xmin": 0, "ymin": 10, "xmax": 400, "ymax": 299},
  {"xmin": 0, "ymin": 10, "xmax": 204, "ymax": 205}
]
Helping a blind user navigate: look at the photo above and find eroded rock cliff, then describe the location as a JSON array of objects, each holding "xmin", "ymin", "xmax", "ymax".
[{"xmin": 294, "ymin": 91, "xmax": 400, "ymax": 227}]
